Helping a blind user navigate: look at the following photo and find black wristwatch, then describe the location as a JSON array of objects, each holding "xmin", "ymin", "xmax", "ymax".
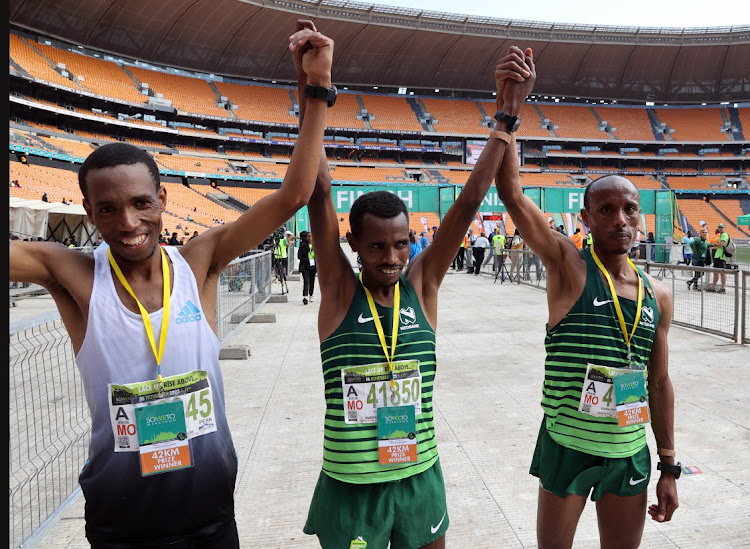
[
  {"xmin": 304, "ymin": 84, "xmax": 338, "ymax": 107},
  {"xmin": 657, "ymin": 461, "xmax": 682, "ymax": 479},
  {"xmin": 494, "ymin": 110, "xmax": 521, "ymax": 133}
]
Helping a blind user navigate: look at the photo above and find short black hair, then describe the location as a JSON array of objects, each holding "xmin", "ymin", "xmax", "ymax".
[
  {"xmin": 349, "ymin": 191, "xmax": 408, "ymax": 238},
  {"xmin": 583, "ymin": 175, "xmax": 639, "ymax": 209},
  {"xmin": 78, "ymin": 143, "xmax": 160, "ymax": 199}
]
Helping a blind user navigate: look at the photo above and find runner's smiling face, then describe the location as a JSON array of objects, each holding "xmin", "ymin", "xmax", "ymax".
[
  {"xmin": 83, "ymin": 163, "xmax": 166, "ymax": 264},
  {"xmin": 581, "ymin": 178, "xmax": 641, "ymax": 256},
  {"xmin": 349, "ymin": 212, "xmax": 410, "ymax": 290}
]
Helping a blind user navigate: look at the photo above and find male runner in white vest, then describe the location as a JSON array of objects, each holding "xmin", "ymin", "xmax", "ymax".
[
  {"xmin": 494, "ymin": 50, "xmax": 678, "ymax": 548},
  {"xmin": 292, "ymin": 20, "xmax": 536, "ymax": 549},
  {"xmin": 9, "ymin": 29, "xmax": 334, "ymax": 548}
]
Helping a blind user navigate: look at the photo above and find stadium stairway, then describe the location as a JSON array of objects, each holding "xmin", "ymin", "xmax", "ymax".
[
  {"xmin": 355, "ymin": 94, "xmax": 373, "ymax": 131},
  {"xmin": 476, "ymin": 101, "xmax": 492, "ymax": 128},
  {"xmin": 406, "ymin": 97, "xmax": 433, "ymax": 132},
  {"xmin": 589, "ymin": 107, "xmax": 616, "ymax": 139},
  {"xmin": 708, "ymin": 201, "xmax": 750, "ymax": 238},
  {"xmin": 10, "ymin": 58, "xmax": 31, "ymax": 78},
  {"xmin": 209, "ymin": 81, "xmax": 237, "ymax": 119},
  {"xmin": 726, "ymin": 107, "xmax": 746, "ymax": 140},
  {"xmin": 22, "ymin": 37, "xmax": 86, "ymax": 92},
  {"xmin": 532, "ymin": 104, "xmax": 557, "ymax": 137},
  {"xmin": 645, "ymin": 108, "xmax": 668, "ymax": 141}
]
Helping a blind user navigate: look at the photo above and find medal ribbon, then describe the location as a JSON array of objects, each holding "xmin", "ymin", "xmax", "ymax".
[
  {"xmin": 109, "ymin": 247, "xmax": 171, "ymax": 392},
  {"xmin": 359, "ymin": 273, "xmax": 400, "ymax": 389},
  {"xmin": 591, "ymin": 246, "xmax": 643, "ymax": 364}
]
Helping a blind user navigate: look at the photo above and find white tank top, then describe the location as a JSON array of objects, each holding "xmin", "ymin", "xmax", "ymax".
[{"xmin": 75, "ymin": 243, "xmax": 237, "ymax": 543}]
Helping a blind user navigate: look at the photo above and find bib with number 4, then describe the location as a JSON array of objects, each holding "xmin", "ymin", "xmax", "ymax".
[
  {"xmin": 108, "ymin": 370, "xmax": 217, "ymax": 452},
  {"xmin": 579, "ymin": 363, "xmax": 648, "ymax": 426},
  {"xmin": 341, "ymin": 360, "xmax": 421, "ymax": 424}
]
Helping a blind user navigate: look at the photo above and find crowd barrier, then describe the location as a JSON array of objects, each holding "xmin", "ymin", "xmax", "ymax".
[
  {"xmin": 8, "ymin": 249, "xmax": 275, "ymax": 549},
  {"xmin": 474, "ymin": 247, "xmax": 749, "ymax": 343}
]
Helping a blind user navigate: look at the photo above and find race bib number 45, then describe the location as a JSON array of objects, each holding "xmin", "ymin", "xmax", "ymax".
[
  {"xmin": 341, "ymin": 360, "xmax": 421, "ymax": 424},
  {"xmin": 108, "ymin": 370, "xmax": 217, "ymax": 452}
]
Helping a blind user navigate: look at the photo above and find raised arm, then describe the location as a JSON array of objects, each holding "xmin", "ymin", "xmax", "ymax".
[
  {"xmin": 184, "ymin": 28, "xmax": 334, "ymax": 273},
  {"xmin": 407, "ymin": 46, "xmax": 536, "ymax": 323},
  {"xmin": 646, "ymin": 279, "xmax": 678, "ymax": 523},
  {"xmin": 292, "ymin": 20, "xmax": 358, "ymax": 339}
]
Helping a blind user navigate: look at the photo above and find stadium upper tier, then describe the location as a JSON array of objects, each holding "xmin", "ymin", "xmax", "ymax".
[
  {"xmin": 9, "ymin": 0, "xmax": 750, "ymax": 103},
  {"xmin": 10, "ymin": 33, "xmax": 750, "ymax": 143}
]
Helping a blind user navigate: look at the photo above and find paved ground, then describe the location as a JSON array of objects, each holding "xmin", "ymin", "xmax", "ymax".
[{"xmin": 14, "ymin": 265, "xmax": 750, "ymax": 549}]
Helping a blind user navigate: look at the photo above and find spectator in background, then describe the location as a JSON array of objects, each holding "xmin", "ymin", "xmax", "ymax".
[
  {"xmin": 547, "ymin": 216, "xmax": 556, "ymax": 230},
  {"xmin": 687, "ymin": 228, "xmax": 709, "ymax": 291},
  {"xmin": 168, "ymin": 232, "xmax": 180, "ymax": 246},
  {"xmin": 431, "ymin": 225, "xmax": 439, "ymax": 241},
  {"xmin": 680, "ymin": 231, "xmax": 693, "ymax": 265},
  {"xmin": 472, "ymin": 231, "xmax": 490, "ymax": 275},
  {"xmin": 41, "ymin": 192, "xmax": 48, "ymax": 202},
  {"xmin": 647, "ymin": 231, "xmax": 656, "ymax": 262},
  {"xmin": 571, "ymin": 228, "xmax": 584, "ymax": 250},
  {"xmin": 452, "ymin": 232, "xmax": 467, "ymax": 271},
  {"xmin": 189, "ymin": 230, "xmax": 200, "ymax": 241},
  {"xmin": 630, "ymin": 225, "xmax": 642, "ymax": 260},
  {"xmin": 466, "ymin": 227, "xmax": 477, "ymax": 272},
  {"xmin": 420, "ymin": 231, "xmax": 429, "ymax": 252},
  {"xmin": 509, "ymin": 229, "xmax": 524, "ymax": 282},
  {"xmin": 409, "ymin": 230, "xmax": 420, "ymax": 262},
  {"xmin": 298, "ymin": 231, "xmax": 317, "ymax": 305},
  {"xmin": 707, "ymin": 223, "xmax": 729, "ymax": 293}
]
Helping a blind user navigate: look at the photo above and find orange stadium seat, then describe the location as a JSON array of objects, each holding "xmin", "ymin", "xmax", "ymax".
[
  {"xmin": 655, "ymin": 108, "xmax": 728, "ymax": 142},
  {"xmin": 593, "ymin": 106, "xmax": 654, "ymax": 141},
  {"xmin": 712, "ymin": 200, "xmax": 750, "ymax": 238},
  {"xmin": 215, "ymin": 186, "xmax": 274, "ymax": 207},
  {"xmin": 32, "ymin": 42, "xmax": 147, "ymax": 104},
  {"xmin": 421, "ymin": 98, "xmax": 487, "ymax": 135},
  {"xmin": 128, "ymin": 66, "xmax": 230, "ymax": 119},
  {"xmin": 9, "ymin": 35, "xmax": 84, "ymax": 90},
  {"xmin": 536, "ymin": 104, "xmax": 605, "ymax": 139},
  {"xmin": 666, "ymin": 176, "xmax": 726, "ymax": 190},
  {"xmin": 677, "ymin": 198, "xmax": 745, "ymax": 239},
  {"xmin": 323, "ymin": 92, "xmax": 367, "ymax": 130},
  {"xmin": 362, "ymin": 95, "xmax": 423, "ymax": 133},
  {"xmin": 9, "ymin": 162, "xmax": 83, "ymax": 204},
  {"xmin": 213, "ymin": 83, "xmax": 297, "ymax": 125}
]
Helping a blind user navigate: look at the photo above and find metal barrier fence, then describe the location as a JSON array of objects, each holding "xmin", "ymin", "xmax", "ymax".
[
  {"xmin": 474, "ymin": 248, "xmax": 749, "ymax": 342},
  {"xmin": 9, "ymin": 314, "xmax": 91, "ymax": 549},
  {"xmin": 9, "ymin": 251, "xmax": 274, "ymax": 549},
  {"xmin": 216, "ymin": 250, "xmax": 273, "ymax": 341}
]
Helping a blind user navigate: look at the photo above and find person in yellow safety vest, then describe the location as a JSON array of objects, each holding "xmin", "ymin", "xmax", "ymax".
[
  {"xmin": 586, "ymin": 231, "xmax": 593, "ymax": 248},
  {"xmin": 492, "ymin": 231, "xmax": 507, "ymax": 275},
  {"xmin": 571, "ymin": 228, "xmax": 584, "ymax": 250}
]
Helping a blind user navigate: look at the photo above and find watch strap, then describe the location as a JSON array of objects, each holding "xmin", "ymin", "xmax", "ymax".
[
  {"xmin": 489, "ymin": 131, "xmax": 511, "ymax": 144},
  {"xmin": 657, "ymin": 461, "xmax": 682, "ymax": 479}
]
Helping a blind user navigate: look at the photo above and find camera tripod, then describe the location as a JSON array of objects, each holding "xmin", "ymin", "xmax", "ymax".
[{"xmin": 493, "ymin": 253, "xmax": 512, "ymax": 284}]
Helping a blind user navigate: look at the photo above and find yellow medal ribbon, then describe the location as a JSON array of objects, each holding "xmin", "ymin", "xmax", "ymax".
[
  {"xmin": 359, "ymin": 273, "xmax": 400, "ymax": 389},
  {"xmin": 109, "ymin": 247, "xmax": 171, "ymax": 392},
  {"xmin": 591, "ymin": 246, "xmax": 643, "ymax": 365}
]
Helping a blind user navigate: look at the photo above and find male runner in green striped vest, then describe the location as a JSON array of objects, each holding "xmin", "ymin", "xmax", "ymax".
[
  {"xmin": 495, "ymin": 78, "xmax": 679, "ymax": 548},
  {"xmin": 292, "ymin": 19, "xmax": 537, "ymax": 549}
]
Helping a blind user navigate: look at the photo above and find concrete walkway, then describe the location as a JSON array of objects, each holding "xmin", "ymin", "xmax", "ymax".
[{"xmin": 19, "ymin": 268, "xmax": 750, "ymax": 548}]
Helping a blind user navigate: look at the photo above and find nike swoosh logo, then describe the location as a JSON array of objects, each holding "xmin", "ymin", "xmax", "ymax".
[
  {"xmin": 430, "ymin": 511, "xmax": 447, "ymax": 534},
  {"xmin": 629, "ymin": 476, "xmax": 647, "ymax": 486},
  {"xmin": 593, "ymin": 297, "xmax": 614, "ymax": 307},
  {"xmin": 357, "ymin": 313, "xmax": 384, "ymax": 324}
]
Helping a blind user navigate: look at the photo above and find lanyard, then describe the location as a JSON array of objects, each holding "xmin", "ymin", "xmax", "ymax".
[
  {"xmin": 590, "ymin": 246, "xmax": 643, "ymax": 365},
  {"xmin": 109, "ymin": 247, "xmax": 171, "ymax": 393},
  {"xmin": 359, "ymin": 273, "xmax": 400, "ymax": 389}
]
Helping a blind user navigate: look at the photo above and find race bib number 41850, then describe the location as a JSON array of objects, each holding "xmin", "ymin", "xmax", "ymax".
[{"xmin": 341, "ymin": 360, "xmax": 421, "ymax": 424}]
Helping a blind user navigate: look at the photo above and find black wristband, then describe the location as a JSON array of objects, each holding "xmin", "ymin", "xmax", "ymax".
[{"xmin": 657, "ymin": 461, "xmax": 682, "ymax": 479}]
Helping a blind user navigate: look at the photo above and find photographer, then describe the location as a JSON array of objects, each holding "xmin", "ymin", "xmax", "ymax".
[{"xmin": 297, "ymin": 231, "xmax": 317, "ymax": 304}]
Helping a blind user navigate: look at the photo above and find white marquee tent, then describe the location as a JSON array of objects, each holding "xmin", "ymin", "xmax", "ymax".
[{"xmin": 9, "ymin": 197, "xmax": 99, "ymax": 245}]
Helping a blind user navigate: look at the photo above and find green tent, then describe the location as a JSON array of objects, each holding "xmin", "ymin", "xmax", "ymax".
[{"xmin": 739, "ymin": 214, "xmax": 750, "ymax": 227}]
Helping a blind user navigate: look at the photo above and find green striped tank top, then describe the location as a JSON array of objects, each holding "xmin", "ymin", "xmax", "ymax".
[
  {"xmin": 542, "ymin": 248, "xmax": 660, "ymax": 458},
  {"xmin": 320, "ymin": 275, "xmax": 438, "ymax": 483}
]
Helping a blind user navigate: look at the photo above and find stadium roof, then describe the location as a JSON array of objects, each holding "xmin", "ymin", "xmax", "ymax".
[{"xmin": 9, "ymin": 0, "xmax": 750, "ymax": 103}]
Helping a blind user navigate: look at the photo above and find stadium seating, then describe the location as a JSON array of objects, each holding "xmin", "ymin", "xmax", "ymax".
[
  {"xmin": 536, "ymin": 104, "xmax": 604, "ymax": 139},
  {"xmin": 593, "ymin": 106, "xmax": 654, "ymax": 141},
  {"xmin": 128, "ymin": 66, "xmax": 231, "ymax": 119},
  {"xmin": 655, "ymin": 108, "xmax": 728, "ymax": 142},
  {"xmin": 32, "ymin": 42, "xmax": 147, "ymax": 104},
  {"xmin": 324, "ymin": 92, "xmax": 368, "ymax": 130},
  {"xmin": 10, "ymin": 35, "xmax": 84, "ymax": 90},
  {"xmin": 213, "ymin": 83, "xmax": 298, "ymax": 125},
  {"xmin": 362, "ymin": 95, "xmax": 423, "ymax": 132},
  {"xmin": 666, "ymin": 176, "xmax": 726, "ymax": 190},
  {"xmin": 9, "ymin": 163, "xmax": 82, "ymax": 204},
  {"xmin": 677, "ymin": 198, "xmax": 743, "ymax": 239},
  {"xmin": 420, "ymin": 98, "xmax": 487, "ymax": 135}
]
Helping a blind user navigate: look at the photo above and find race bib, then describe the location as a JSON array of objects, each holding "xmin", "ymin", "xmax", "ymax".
[
  {"xmin": 579, "ymin": 363, "xmax": 648, "ymax": 423},
  {"xmin": 308, "ymin": 258, "xmax": 315, "ymax": 267},
  {"xmin": 341, "ymin": 360, "xmax": 421, "ymax": 424},
  {"xmin": 135, "ymin": 398, "xmax": 193, "ymax": 476},
  {"xmin": 614, "ymin": 370, "xmax": 650, "ymax": 427},
  {"xmin": 108, "ymin": 370, "xmax": 217, "ymax": 452}
]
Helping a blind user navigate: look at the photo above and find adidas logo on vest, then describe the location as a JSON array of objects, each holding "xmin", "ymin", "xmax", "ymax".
[{"xmin": 176, "ymin": 300, "xmax": 202, "ymax": 324}]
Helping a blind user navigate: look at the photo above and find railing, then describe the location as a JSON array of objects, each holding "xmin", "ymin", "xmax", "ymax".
[
  {"xmin": 9, "ymin": 314, "xmax": 91, "ymax": 549},
  {"xmin": 216, "ymin": 250, "xmax": 273, "ymax": 341},
  {"xmin": 9, "ymin": 252, "xmax": 274, "ymax": 549},
  {"xmin": 476, "ymin": 248, "xmax": 749, "ymax": 343}
]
